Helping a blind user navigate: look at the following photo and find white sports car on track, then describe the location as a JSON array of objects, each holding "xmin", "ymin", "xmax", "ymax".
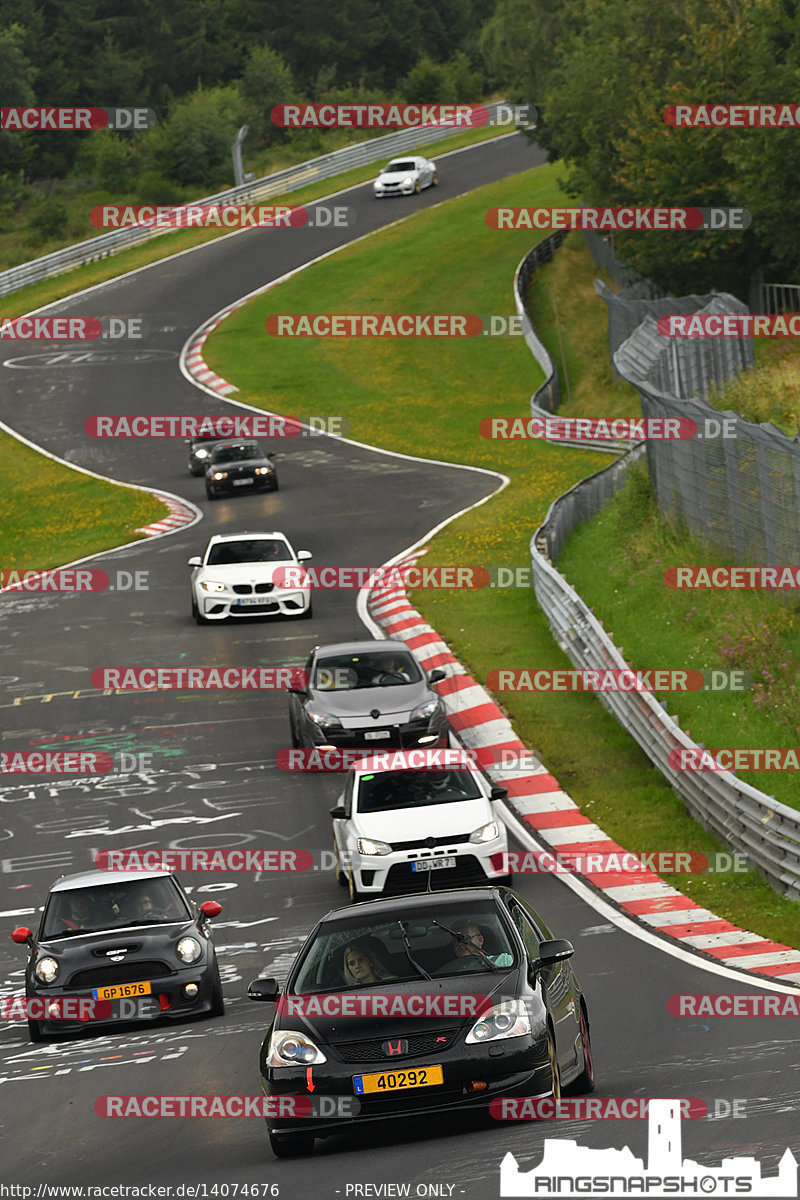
[
  {"xmin": 189, "ymin": 532, "xmax": 312, "ymax": 624},
  {"xmin": 372, "ymin": 156, "xmax": 438, "ymax": 197}
]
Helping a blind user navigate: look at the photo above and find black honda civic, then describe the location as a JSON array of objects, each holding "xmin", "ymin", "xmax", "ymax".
[
  {"xmin": 248, "ymin": 886, "xmax": 594, "ymax": 1157},
  {"xmin": 11, "ymin": 869, "xmax": 224, "ymax": 1041}
]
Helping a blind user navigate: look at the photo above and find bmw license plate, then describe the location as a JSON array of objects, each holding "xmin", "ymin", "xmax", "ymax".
[
  {"xmin": 364, "ymin": 730, "xmax": 391, "ymax": 740},
  {"xmin": 412, "ymin": 857, "xmax": 455, "ymax": 872},
  {"xmin": 236, "ymin": 597, "xmax": 267, "ymax": 606},
  {"xmin": 92, "ymin": 980, "xmax": 152, "ymax": 1001},
  {"xmin": 232, "ymin": 478, "xmax": 254, "ymax": 486},
  {"xmin": 353, "ymin": 1065, "xmax": 443, "ymax": 1095}
]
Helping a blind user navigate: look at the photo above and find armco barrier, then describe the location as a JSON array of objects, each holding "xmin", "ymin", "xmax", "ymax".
[{"xmin": 0, "ymin": 103, "xmax": 510, "ymax": 299}]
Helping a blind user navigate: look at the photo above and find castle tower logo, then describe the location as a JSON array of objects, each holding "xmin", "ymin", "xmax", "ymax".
[{"xmin": 500, "ymin": 1099, "xmax": 797, "ymax": 1196}]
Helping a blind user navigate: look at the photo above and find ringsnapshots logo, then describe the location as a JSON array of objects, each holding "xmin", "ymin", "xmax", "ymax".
[
  {"xmin": 486, "ymin": 669, "xmax": 750, "ymax": 693},
  {"xmin": 664, "ymin": 103, "xmax": 800, "ymax": 127},
  {"xmin": 270, "ymin": 102, "xmax": 537, "ymax": 128},
  {"xmin": 1, "ymin": 107, "xmax": 156, "ymax": 131},
  {"xmin": 90, "ymin": 666, "xmax": 307, "ymax": 691},
  {"xmin": 95, "ymin": 1095, "xmax": 359, "ymax": 1119},
  {"xmin": 264, "ymin": 314, "xmax": 526, "ymax": 337},
  {"xmin": 90, "ymin": 204, "xmax": 355, "ymax": 230},
  {"xmin": 485, "ymin": 206, "xmax": 751, "ymax": 231}
]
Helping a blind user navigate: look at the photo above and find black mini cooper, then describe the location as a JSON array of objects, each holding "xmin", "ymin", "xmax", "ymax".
[{"xmin": 11, "ymin": 869, "xmax": 224, "ymax": 1041}]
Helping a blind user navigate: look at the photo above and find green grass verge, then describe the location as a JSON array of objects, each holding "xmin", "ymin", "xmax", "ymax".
[
  {"xmin": 0, "ymin": 431, "xmax": 166, "ymax": 571},
  {"xmin": 203, "ymin": 163, "xmax": 800, "ymax": 947}
]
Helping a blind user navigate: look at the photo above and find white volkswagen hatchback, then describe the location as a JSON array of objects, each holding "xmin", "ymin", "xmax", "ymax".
[
  {"xmin": 330, "ymin": 751, "xmax": 510, "ymax": 901},
  {"xmin": 189, "ymin": 532, "xmax": 312, "ymax": 624}
]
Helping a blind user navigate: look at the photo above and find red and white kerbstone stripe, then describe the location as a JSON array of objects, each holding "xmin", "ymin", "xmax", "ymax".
[
  {"xmin": 366, "ymin": 549, "xmax": 800, "ymax": 986},
  {"xmin": 136, "ymin": 491, "xmax": 198, "ymax": 538},
  {"xmin": 183, "ymin": 306, "xmax": 242, "ymax": 395}
]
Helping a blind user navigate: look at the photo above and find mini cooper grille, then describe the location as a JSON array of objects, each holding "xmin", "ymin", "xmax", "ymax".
[
  {"xmin": 334, "ymin": 1029, "xmax": 458, "ymax": 1063},
  {"xmin": 68, "ymin": 961, "xmax": 172, "ymax": 988}
]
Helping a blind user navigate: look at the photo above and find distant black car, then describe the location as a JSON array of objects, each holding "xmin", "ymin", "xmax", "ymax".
[
  {"xmin": 187, "ymin": 433, "xmax": 226, "ymax": 476},
  {"xmin": 248, "ymin": 886, "xmax": 594, "ymax": 1158},
  {"xmin": 204, "ymin": 439, "xmax": 278, "ymax": 499},
  {"xmin": 288, "ymin": 640, "xmax": 449, "ymax": 750},
  {"xmin": 11, "ymin": 869, "xmax": 224, "ymax": 1042}
]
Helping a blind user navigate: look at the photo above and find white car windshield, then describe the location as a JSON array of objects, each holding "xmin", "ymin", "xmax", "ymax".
[
  {"xmin": 206, "ymin": 540, "xmax": 292, "ymax": 565},
  {"xmin": 356, "ymin": 768, "xmax": 482, "ymax": 812},
  {"xmin": 386, "ymin": 161, "xmax": 415, "ymax": 172}
]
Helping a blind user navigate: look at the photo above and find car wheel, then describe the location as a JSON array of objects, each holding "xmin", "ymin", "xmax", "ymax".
[
  {"xmin": 414, "ymin": 179, "xmax": 421, "ymax": 194},
  {"xmin": 432, "ymin": 171, "xmax": 439, "ymax": 187},
  {"xmin": 269, "ymin": 478, "xmax": 279, "ymax": 492},
  {"xmin": 290, "ymin": 718, "xmax": 300, "ymax": 749},
  {"xmin": 205, "ymin": 486, "xmax": 218, "ymax": 501},
  {"xmin": 27, "ymin": 1018, "xmax": 43, "ymax": 1043},
  {"xmin": 348, "ymin": 868, "xmax": 360, "ymax": 903},
  {"xmin": 193, "ymin": 600, "xmax": 210, "ymax": 626},
  {"xmin": 269, "ymin": 1130, "xmax": 315, "ymax": 1158},
  {"xmin": 334, "ymin": 837, "xmax": 348, "ymax": 886},
  {"xmin": 564, "ymin": 1004, "xmax": 595, "ymax": 1095},
  {"xmin": 547, "ymin": 1027, "xmax": 561, "ymax": 1100},
  {"xmin": 209, "ymin": 962, "xmax": 225, "ymax": 1018}
]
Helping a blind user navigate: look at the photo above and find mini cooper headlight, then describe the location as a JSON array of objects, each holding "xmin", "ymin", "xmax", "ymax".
[
  {"xmin": 267, "ymin": 1030, "xmax": 327, "ymax": 1066},
  {"xmin": 34, "ymin": 956, "xmax": 59, "ymax": 984},
  {"xmin": 305, "ymin": 707, "xmax": 342, "ymax": 729},
  {"xmin": 470, "ymin": 821, "xmax": 500, "ymax": 844},
  {"xmin": 200, "ymin": 580, "xmax": 226, "ymax": 592},
  {"xmin": 176, "ymin": 936, "xmax": 201, "ymax": 964},
  {"xmin": 466, "ymin": 1000, "xmax": 532, "ymax": 1043},
  {"xmin": 357, "ymin": 837, "xmax": 392, "ymax": 856},
  {"xmin": 410, "ymin": 698, "xmax": 439, "ymax": 721}
]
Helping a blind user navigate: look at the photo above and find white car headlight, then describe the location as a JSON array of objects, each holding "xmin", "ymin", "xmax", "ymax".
[
  {"xmin": 357, "ymin": 837, "xmax": 392, "ymax": 856},
  {"xmin": 200, "ymin": 580, "xmax": 226, "ymax": 592},
  {"xmin": 466, "ymin": 1000, "xmax": 531, "ymax": 1044},
  {"xmin": 305, "ymin": 707, "xmax": 342, "ymax": 729},
  {"xmin": 34, "ymin": 956, "xmax": 59, "ymax": 983},
  {"xmin": 176, "ymin": 936, "xmax": 201, "ymax": 964},
  {"xmin": 267, "ymin": 1029, "xmax": 327, "ymax": 1067},
  {"xmin": 403, "ymin": 177, "xmax": 413, "ymax": 186},
  {"xmin": 470, "ymin": 821, "xmax": 500, "ymax": 844},
  {"xmin": 410, "ymin": 698, "xmax": 439, "ymax": 721},
  {"xmin": 211, "ymin": 471, "xmax": 228, "ymax": 480}
]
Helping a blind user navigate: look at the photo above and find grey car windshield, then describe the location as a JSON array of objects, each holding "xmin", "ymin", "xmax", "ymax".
[
  {"xmin": 356, "ymin": 768, "xmax": 481, "ymax": 813},
  {"xmin": 291, "ymin": 906, "xmax": 517, "ymax": 993},
  {"xmin": 312, "ymin": 652, "xmax": 422, "ymax": 690},
  {"xmin": 42, "ymin": 877, "xmax": 191, "ymax": 938},
  {"xmin": 207, "ymin": 540, "xmax": 291, "ymax": 566}
]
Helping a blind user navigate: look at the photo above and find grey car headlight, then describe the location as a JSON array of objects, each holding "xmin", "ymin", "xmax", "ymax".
[
  {"xmin": 176, "ymin": 936, "xmax": 202, "ymax": 964},
  {"xmin": 466, "ymin": 1000, "xmax": 532, "ymax": 1043},
  {"xmin": 305, "ymin": 707, "xmax": 342, "ymax": 729},
  {"xmin": 410, "ymin": 698, "xmax": 439, "ymax": 721},
  {"xmin": 34, "ymin": 956, "xmax": 59, "ymax": 983}
]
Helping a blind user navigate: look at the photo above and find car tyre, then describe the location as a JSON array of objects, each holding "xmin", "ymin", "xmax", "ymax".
[
  {"xmin": 414, "ymin": 179, "xmax": 421, "ymax": 194},
  {"xmin": 348, "ymin": 869, "xmax": 360, "ymax": 903},
  {"xmin": 334, "ymin": 837, "xmax": 348, "ymax": 886},
  {"xmin": 432, "ymin": 171, "xmax": 439, "ymax": 186},
  {"xmin": 269, "ymin": 1131, "xmax": 315, "ymax": 1158},
  {"xmin": 209, "ymin": 962, "xmax": 225, "ymax": 1018},
  {"xmin": 563, "ymin": 1004, "xmax": 595, "ymax": 1095},
  {"xmin": 205, "ymin": 486, "xmax": 218, "ymax": 501},
  {"xmin": 192, "ymin": 599, "xmax": 210, "ymax": 626},
  {"xmin": 27, "ymin": 1018, "xmax": 43, "ymax": 1043},
  {"xmin": 547, "ymin": 1027, "xmax": 561, "ymax": 1100},
  {"xmin": 290, "ymin": 718, "xmax": 301, "ymax": 749}
]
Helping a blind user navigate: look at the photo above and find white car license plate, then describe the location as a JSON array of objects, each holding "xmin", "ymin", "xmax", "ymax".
[
  {"xmin": 412, "ymin": 857, "xmax": 456, "ymax": 872},
  {"xmin": 232, "ymin": 478, "xmax": 254, "ymax": 486},
  {"xmin": 364, "ymin": 730, "xmax": 391, "ymax": 740},
  {"xmin": 236, "ymin": 596, "xmax": 267, "ymax": 606}
]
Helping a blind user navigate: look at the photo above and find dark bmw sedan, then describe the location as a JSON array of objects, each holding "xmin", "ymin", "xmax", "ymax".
[
  {"xmin": 248, "ymin": 887, "xmax": 594, "ymax": 1157},
  {"xmin": 11, "ymin": 869, "xmax": 224, "ymax": 1041},
  {"xmin": 288, "ymin": 640, "xmax": 449, "ymax": 750},
  {"xmin": 204, "ymin": 439, "xmax": 278, "ymax": 499}
]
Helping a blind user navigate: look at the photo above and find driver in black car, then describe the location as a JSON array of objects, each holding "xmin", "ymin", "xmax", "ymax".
[{"xmin": 444, "ymin": 920, "xmax": 514, "ymax": 970}]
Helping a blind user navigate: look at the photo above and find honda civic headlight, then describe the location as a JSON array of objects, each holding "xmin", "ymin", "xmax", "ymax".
[
  {"xmin": 466, "ymin": 1000, "xmax": 531, "ymax": 1043},
  {"xmin": 357, "ymin": 837, "xmax": 392, "ymax": 856},
  {"xmin": 410, "ymin": 698, "xmax": 439, "ymax": 721},
  {"xmin": 34, "ymin": 956, "xmax": 59, "ymax": 984},
  {"xmin": 305, "ymin": 707, "xmax": 342, "ymax": 729},
  {"xmin": 176, "ymin": 936, "xmax": 201, "ymax": 964},
  {"xmin": 200, "ymin": 580, "xmax": 226, "ymax": 592},
  {"xmin": 267, "ymin": 1030, "xmax": 327, "ymax": 1066},
  {"xmin": 470, "ymin": 822, "xmax": 500, "ymax": 844}
]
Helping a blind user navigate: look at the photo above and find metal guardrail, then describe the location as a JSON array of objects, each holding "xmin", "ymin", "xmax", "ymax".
[
  {"xmin": 517, "ymin": 240, "xmax": 800, "ymax": 898},
  {"xmin": 0, "ymin": 103, "xmax": 510, "ymax": 299}
]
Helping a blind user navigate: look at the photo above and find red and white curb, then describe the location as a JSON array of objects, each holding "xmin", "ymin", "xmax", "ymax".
[
  {"xmin": 136, "ymin": 490, "xmax": 198, "ymax": 537},
  {"xmin": 366, "ymin": 548, "xmax": 800, "ymax": 988},
  {"xmin": 184, "ymin": 306, "xmax": 242, "ymax": 395}
]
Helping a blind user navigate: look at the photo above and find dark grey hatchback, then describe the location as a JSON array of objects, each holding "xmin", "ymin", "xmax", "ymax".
[{"xmin": 11, "ymin": 869, "xmax": 224, "ymax": 1042}]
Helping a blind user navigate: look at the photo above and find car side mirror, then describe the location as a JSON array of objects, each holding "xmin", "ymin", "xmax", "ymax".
[
  {"xmin": 490, "ymin": 786, "xmax": 508, "ymax": 801},
  {"xmin": 248, "ymin": 977, "xmax": 281, "ymax": 1002},
  {"xmin": 199, "ymin": 900, "xmax": 222, "ymax": 921},
  {"xmin": 288, "ymin": 686, "xmax": 307, "ymax": 696},
  {"xmin": 531, "ymin": 939, "xmax": 574, "ymax": 971},
  {"xmin": 429, "ymin": 669, "xmax": 445, "ymax": 683},
  {"xmin": 297, "ymin": 550, "xmax": 312, "ymax": 561},
  {"xmin": 188, "ymin": 556, "xmax": 202, "ymax": 567},
  {"xmin": 11, "ymin": 926, "xmax": 33, "ymax": 946},
  {"xmin": 329, "ymin": 806, "xmax": 347, "ymax": 819},
  {"xmin": 267, "ymin": 452, "xmax": 275, "ymax": 459}
]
